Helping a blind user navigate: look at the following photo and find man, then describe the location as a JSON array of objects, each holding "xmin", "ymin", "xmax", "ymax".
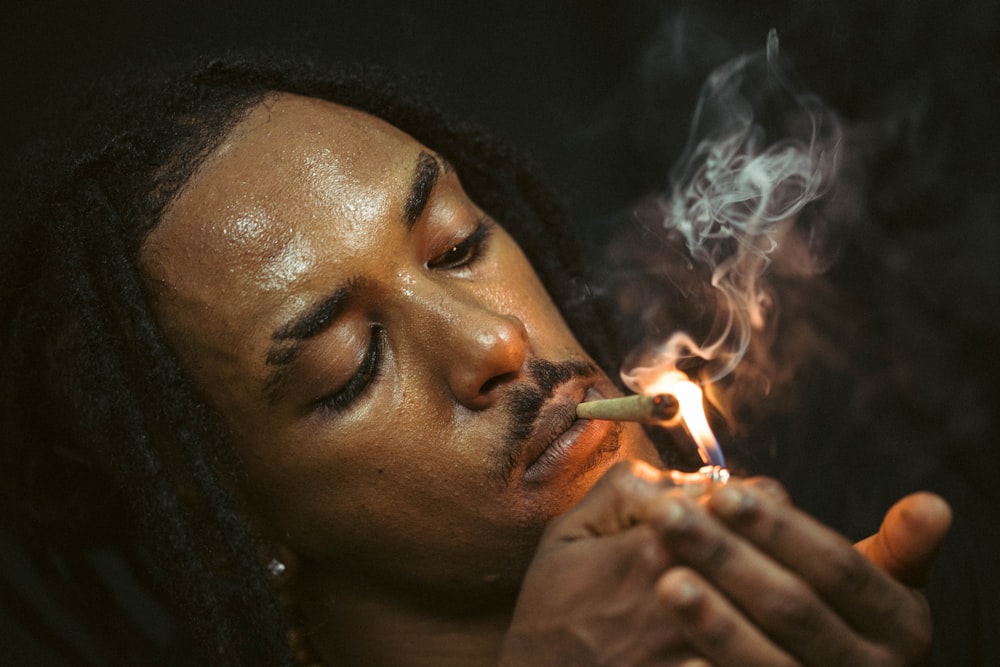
[{"xmin": 1, "ymin": 55, "xmax": 949, "ymax": 665}]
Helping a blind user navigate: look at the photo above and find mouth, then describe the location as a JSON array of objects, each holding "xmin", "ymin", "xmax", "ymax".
[{"xmin": 522, "ymin": 384, "xmax": 620, "ymax": 485}]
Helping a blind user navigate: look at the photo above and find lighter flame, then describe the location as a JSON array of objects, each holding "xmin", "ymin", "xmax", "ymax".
[{"xmin": 640, "ymin": 369, "xmax": 724, "ymax": 467}]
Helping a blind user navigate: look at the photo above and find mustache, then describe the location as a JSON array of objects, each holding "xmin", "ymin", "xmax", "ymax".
[{"xmin": 493, "ymin": 358, "xmax": 598, "ymax": 483}]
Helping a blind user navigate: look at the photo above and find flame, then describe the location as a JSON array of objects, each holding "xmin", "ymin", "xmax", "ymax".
[
  {"xmin": 642, "ymin": 370, "xmax": 724, "ymax": 467},
  {"xmin": 615, "ymin": 32, "xmax": 841, "ymax": 474}
]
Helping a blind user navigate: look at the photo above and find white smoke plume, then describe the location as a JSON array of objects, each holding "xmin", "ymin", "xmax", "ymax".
[{"xmin": 621, "ymin": 30, "xmax": 842, "ymax": 397}]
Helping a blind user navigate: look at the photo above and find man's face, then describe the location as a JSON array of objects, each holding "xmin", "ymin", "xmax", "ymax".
[{"xmin": 141, "ymin": 94, "xmax": 659, "ymax": 600}]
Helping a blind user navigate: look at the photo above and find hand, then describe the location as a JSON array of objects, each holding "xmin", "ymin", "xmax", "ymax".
[
  {"xmin": 649, "ymin": 479, "xmax": 951, "ymax": 666},
  {"xmin": 500, "ymin": 460, "xmax": 712, "ymax": 667}
]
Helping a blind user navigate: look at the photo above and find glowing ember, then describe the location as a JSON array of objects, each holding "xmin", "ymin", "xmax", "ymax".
[{"xmin": 641, "ymin": 369, "xmax": 725, "ymax": 468}]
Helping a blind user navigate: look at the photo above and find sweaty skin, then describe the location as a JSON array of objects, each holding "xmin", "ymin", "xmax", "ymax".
[{"xmin": 141, "ymin": 94, "xmax": 661, "ymax": 664}]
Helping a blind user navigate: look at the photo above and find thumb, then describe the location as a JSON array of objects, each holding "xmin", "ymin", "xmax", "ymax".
[
  {"xmin": 547, "ymin": 459, "xmax": 669, "ymax": 542},
  {"xmin": 855, "ymin": 492, "xmax": 952, "ymax": 588}
]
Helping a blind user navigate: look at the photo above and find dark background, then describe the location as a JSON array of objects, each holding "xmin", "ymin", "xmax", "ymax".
[{"xmin": 3, "ymin": 1, "xmax": 998, "ymax": 664}]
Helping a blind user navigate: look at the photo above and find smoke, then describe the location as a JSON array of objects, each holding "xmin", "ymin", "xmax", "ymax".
[{"xmin": 617, "ymin": 30, "xmax": 842, "ymax": 402}]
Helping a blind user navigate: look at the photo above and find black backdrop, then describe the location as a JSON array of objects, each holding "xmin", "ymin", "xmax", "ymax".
[{"xmin": 3, "ymin": 1, "xmax": 999, "ymax": 665}]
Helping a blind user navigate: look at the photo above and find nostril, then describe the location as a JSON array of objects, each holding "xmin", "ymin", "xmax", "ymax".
[{"xmin": 479, "ymin": 371, "xmax": 517, "ymax": 396}]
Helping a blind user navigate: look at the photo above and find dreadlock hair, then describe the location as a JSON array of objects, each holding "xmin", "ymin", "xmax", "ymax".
[{"xmin": 0, "ymin": 51, "xmax": 621, "ymax": 665}]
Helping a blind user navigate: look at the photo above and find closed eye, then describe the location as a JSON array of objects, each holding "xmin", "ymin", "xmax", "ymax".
[
  {"xmin": 316, "ymin": 325, "xmax": 385, "ymax": 415},
  {"xmin": 427, "ymin": 218, "xmax": 492, "ymax": 270}
]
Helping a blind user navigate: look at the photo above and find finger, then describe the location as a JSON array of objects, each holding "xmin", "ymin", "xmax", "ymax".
[
  {"xmin": 854, "ymin": 492, "xmax": 952, "ymax": 587},
  {"xmin": 657, "ymin": 567, "xmax": 801, "ymax": 667},
  {"xmin": 741, "ymin": 476, "xmax": 791, "ymax": 504},
  {"xmin": 669, "ymin": 659, "xmax": 712, "ymax": 667},
  {"xmin": 705, "ymin": 482, "xmax": 931, "ymax": 651},
  {"xmin": 514, "ymin": 521, "xmax": 689, "ymax": 666},
  {"xmin": 649, "ymin": 495, "xmax": 868, "ymax": 664},
  {"xmin": 547, "ymin": 459, "xmax": 667, "ymax": 542}
]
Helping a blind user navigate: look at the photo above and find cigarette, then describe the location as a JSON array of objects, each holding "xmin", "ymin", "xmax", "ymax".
[{"xmin": 576, "ymin": 394, "xmax": 679, "ymax": 423}]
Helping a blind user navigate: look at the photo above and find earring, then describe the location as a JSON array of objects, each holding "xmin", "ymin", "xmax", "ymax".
[
  {"xmin": 265, "ymin": 554, "xmax": 322, "ymax": 665},
  {"xmin": 267, "ymin": 558, "xmax": 287, "ymax": 578}
]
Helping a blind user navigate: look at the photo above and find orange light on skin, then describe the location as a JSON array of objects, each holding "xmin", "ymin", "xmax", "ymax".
[{"xmin": 642, "ymin": 370, "xmax": 725, "ymax": 468}]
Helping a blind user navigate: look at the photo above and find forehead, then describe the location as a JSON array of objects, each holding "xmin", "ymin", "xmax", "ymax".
[
  {"xmin": 140, "ymin": 94, "xmax": 430, "ymax": 372},
  {"xmin": 167, "ymin": 92, "xmax": 418, "ymax": 240},
  {"xmin": 145, "ymin": 93, "xmax": 425, "ymax": 283}
]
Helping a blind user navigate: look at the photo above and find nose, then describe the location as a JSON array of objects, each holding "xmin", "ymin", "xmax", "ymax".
[
  {"xmin": 445, "ymin": 311, "xmax": 528, "ymax": 409},
  {"xmin": 402, "ymin": 275, "xmax": 530, "ymax": 410}
]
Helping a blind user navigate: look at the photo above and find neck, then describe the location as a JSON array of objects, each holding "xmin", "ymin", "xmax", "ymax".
[{"xmin": 297, "ymin": 570, "xmax": 516, "ymax": 666}]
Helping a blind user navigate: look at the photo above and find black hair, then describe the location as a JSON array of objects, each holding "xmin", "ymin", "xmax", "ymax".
[{"xmin": 0, "ymin": 52, "xmax": 620, "ymax": 665}]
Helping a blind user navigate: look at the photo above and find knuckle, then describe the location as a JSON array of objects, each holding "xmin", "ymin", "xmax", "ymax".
[
  {"xmin": 763, "ymin": 509, "xmax": 789, "ymax": 544},
  {"xmin": 698, "ymin": 533, "xmax": 732, "ymax": 574},
  {"xmin": 659, "ymin": 509, "xmax": 734, "ymax": 575},
  {"xmin": 676, "ymin": 659, "xmax": 713, "ymax": 667},
  {"xmin": 599, "ymin": 460, "xmax": 637, "ymax": 495},
  {"xmin": 745, "ymin": 476, "xmax": 791, "ymax": 504},
  {"xmin": 823, "ymin": 544, "xmax": 875, "ymax": 596},
  {"xmin": 611, "ymin": 458, "xmax": 660, "ymax": 484},
  {"xmin": 585, "ymin": 461, "xmax": 662, "ymax": 532},
  {"xmin": 666, "ymin": 509, "xmax": 741, "ymax": 576},
  {"xmin": 604, "ymin": 460, "xmax": 654, "ymax": 502},
  {"xmin": 543, "ymin": 508, "xmax": 574, "ymax": 536},
  {"xmin": 760, "ymin": 582, "xmax": 825, "ymax": 636},
  {"xmin": 630, "ymin": 527, "xmax": 671, "ymax": 574},
  {"xmin": 688, "ymin": 605, "xmax": 736, "ymax": 651},
  {"xmin": 728, "ymin": 490, "xmax": 788, "ymax": 544}
]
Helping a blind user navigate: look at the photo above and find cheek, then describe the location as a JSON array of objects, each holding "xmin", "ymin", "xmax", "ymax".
[
  {"xmin": 238, "ymin": 409, "xmax": 487, "ymax": 559},
  {"xmin": 494, "ymin": 257, "xmax": 578, "ymax": 346},
  {"xmin": 240, "ymin": 420, "xmax": 385, "ymax": 524},
  {"xmin": 238, "ymin": 398, "xmax": 549, "ymax": 584}
]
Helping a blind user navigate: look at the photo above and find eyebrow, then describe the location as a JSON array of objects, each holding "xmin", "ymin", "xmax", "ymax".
[
  {"xmin": 403, "ymin": 151, "xmax": 443, "ymax": 229},
  {"xmin": 263, "ymin": 283, "xmax": 357, "ymax": 404}
]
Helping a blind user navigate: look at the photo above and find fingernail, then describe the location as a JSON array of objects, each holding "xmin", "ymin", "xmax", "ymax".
[
  {"xmin": 754, "ymin": 478, "xmax": 789, "ymax": 502},
  {"xmin": 672, "ymin": 579, "xmax": 701, "ymax": 607},
  {"xmin": 660, "ymin": 499, "xmax": 687, "ymax": 528}
]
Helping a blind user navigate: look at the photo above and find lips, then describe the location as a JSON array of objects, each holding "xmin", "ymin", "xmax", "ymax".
[{"xmin": 523, "ymin": 385, "xmax": 617, "ymax": 484}]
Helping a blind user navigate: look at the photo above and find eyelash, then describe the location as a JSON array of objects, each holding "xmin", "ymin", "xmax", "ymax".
[
  {"xmin": 315, "ymin": 219, "xmax": 491, "ymax": 416},
  {"xmin": 427, "ymin": 218, "xmax": 493, "ymax": 270},
  {"xmin": 317, "ymin": 325, "xmax": 386, "ymax": 415}
]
